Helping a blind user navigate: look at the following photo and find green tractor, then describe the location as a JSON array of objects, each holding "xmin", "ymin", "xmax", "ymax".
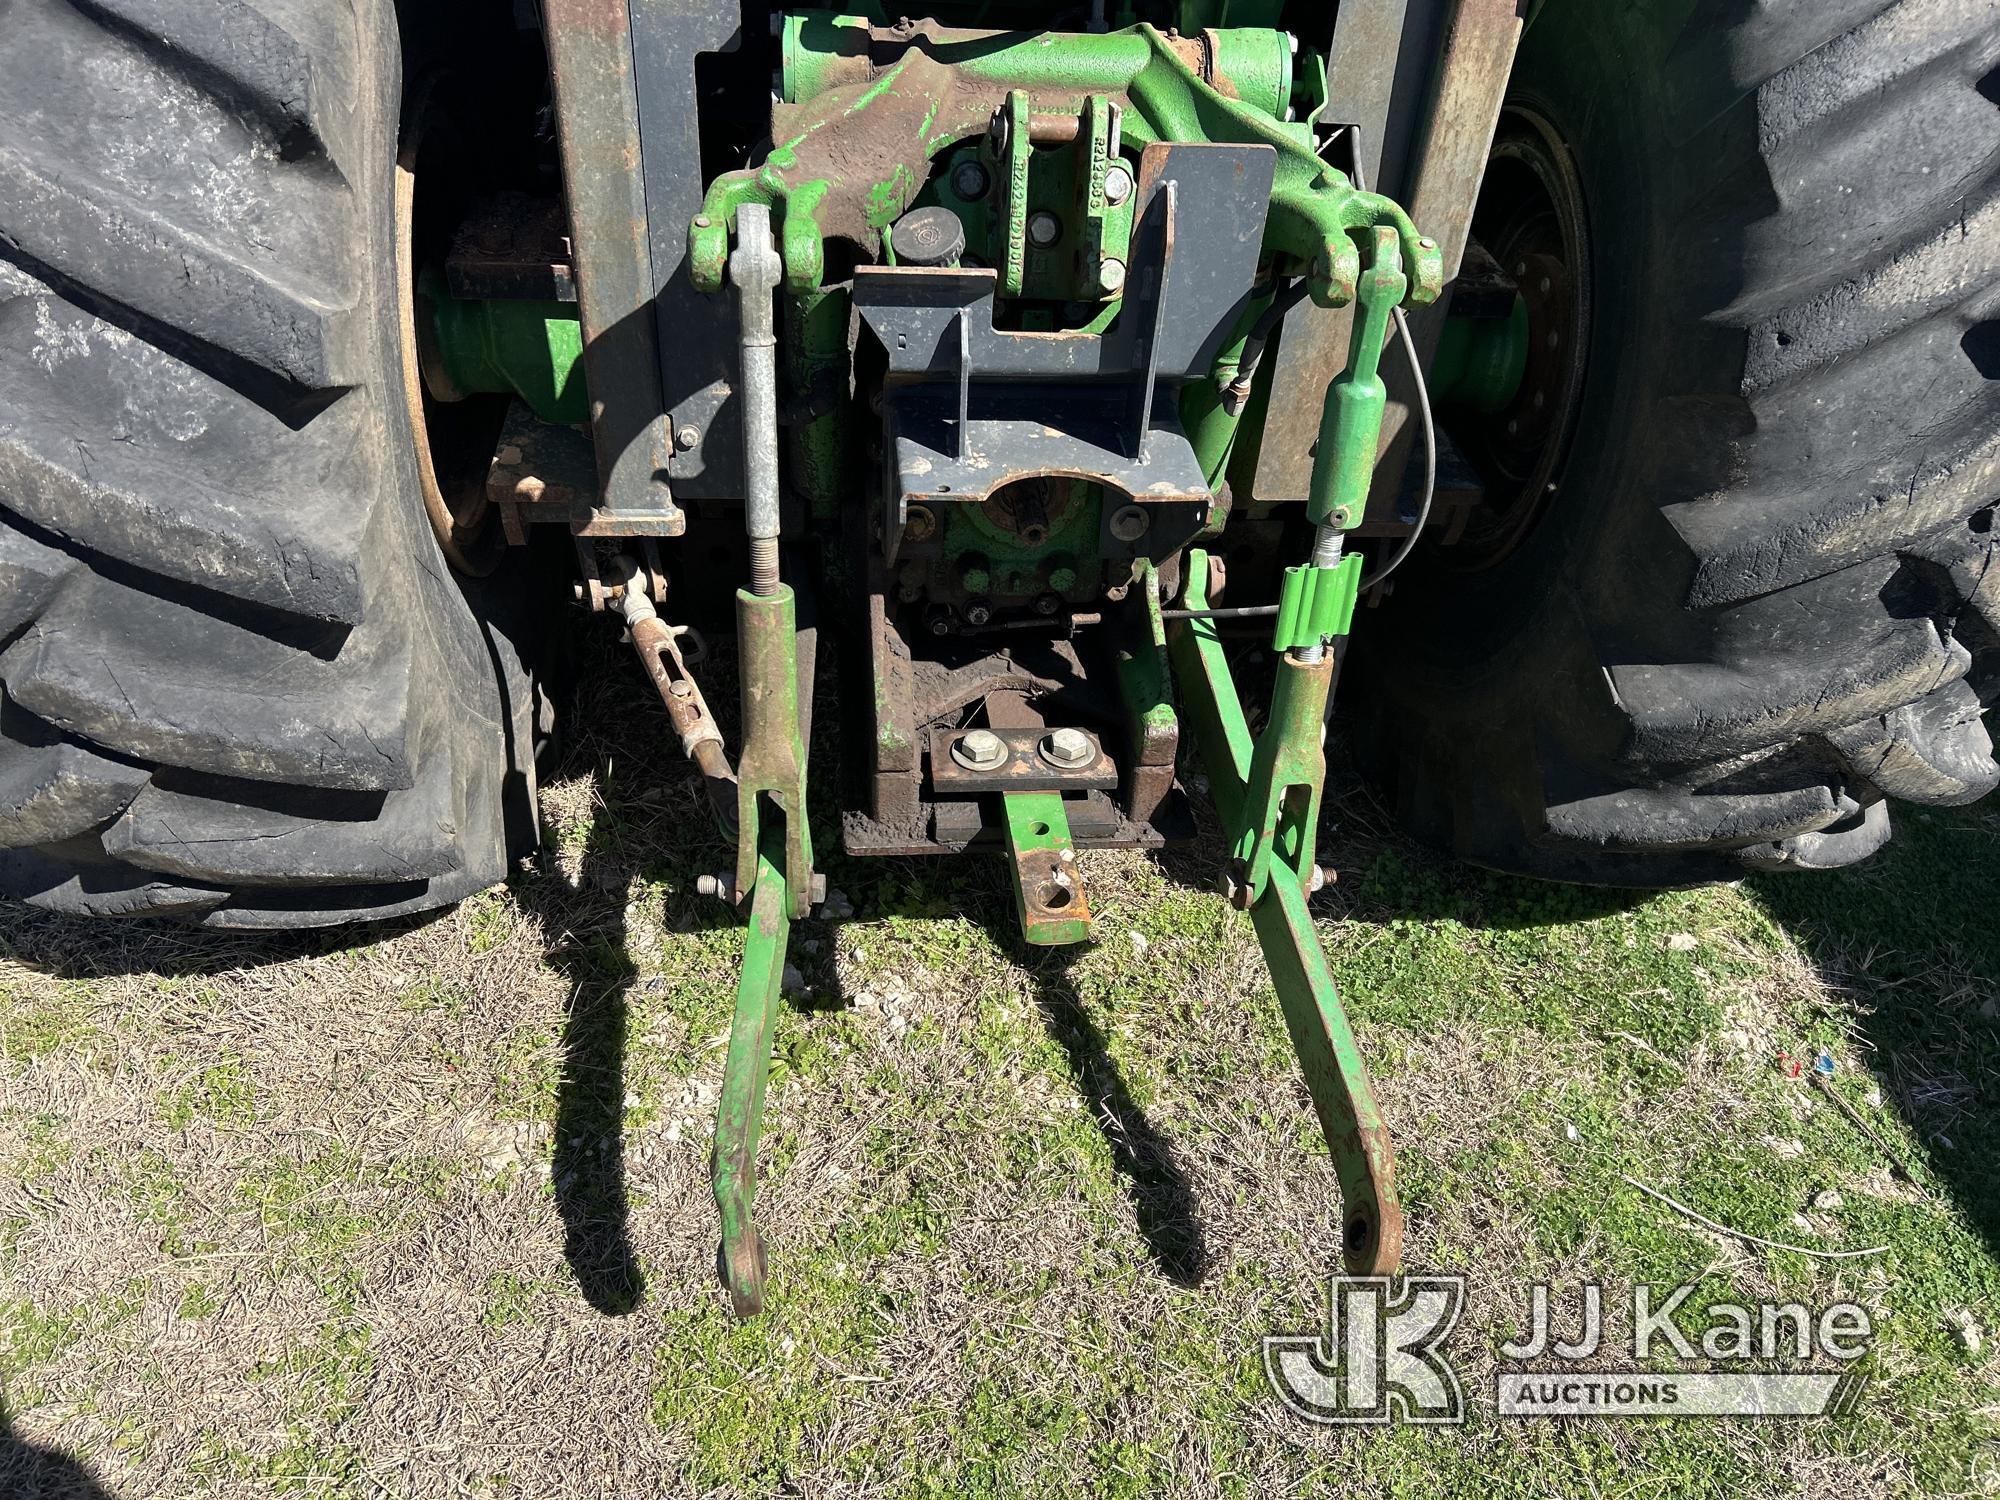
[{"xmin": 3, "ymin": 0, "xmax": 1993, "ymax": 1313}]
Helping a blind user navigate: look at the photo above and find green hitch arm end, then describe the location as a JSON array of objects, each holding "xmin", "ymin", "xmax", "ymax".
[
  {"xmin": 712, "ymin": 831, "xmax": 791, "ymax": 1318},
  {"xmin": 1167, "ymin": 550, "xmax": 1402, "ymax": 1273}
]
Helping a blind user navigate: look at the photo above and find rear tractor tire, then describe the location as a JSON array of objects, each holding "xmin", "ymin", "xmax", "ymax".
[{"xmin": 0, "ymin": 0, "xmax": 539, "ymax": 927}]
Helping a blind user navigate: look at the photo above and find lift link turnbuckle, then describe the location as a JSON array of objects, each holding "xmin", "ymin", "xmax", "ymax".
[
  {"xmin": 1168, "ymin": 230, "xmax": 1413, "ymax": 1276},
  {"xmin": 711, "ymin": 203, "xmax": 820, "ymax": 1318}
]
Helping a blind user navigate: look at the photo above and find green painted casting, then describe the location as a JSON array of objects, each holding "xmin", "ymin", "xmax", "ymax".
[
  {"xmin": 1183, "ymin": 281, "xmax": 1276, "ymax": 490},
  {"xmin": 779, "ymin": 12, "xmax": 1292, "ymax": 120},
  {"xmin": 783, "ymin": 285, "xmax": 853, "ymax": 523},
  {"xmin": 1433, "ymin": 292, "xmax": 1530, "ymax": 413},
  {"xmin": 425, "ymin": 277, "xmax": 586, "ymax": 425},
  {"xmin": 1116, "ymin": 560, "xmax": 1178, "ymax": 774},
  {"xmin": 689, "ymin": 17, "xmax": 1440, "ymax": 310}
]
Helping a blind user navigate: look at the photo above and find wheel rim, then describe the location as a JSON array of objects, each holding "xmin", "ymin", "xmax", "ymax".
[
  {"xmin": 395, "ymin": 80, "xmax": 506, "ymax": 578},
  {"xmin": 1438, "ymin": 105, "xmax": 1592, "ymax": 572}
]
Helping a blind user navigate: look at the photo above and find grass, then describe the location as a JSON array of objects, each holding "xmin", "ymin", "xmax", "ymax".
[{"xmin": 0, "ymin": 643, "xmax": 1995, "ymax": 1497}]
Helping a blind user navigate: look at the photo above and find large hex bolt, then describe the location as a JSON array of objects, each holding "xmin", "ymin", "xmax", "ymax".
[
  {"xmin": 1027, "ymin": 211, "xmax": 1062, "ymax": 248},
  {"xmin": 1039, "ymin": 728, "xmax": 1094, "ymax": 769},
  {"xmin": 951, "ymin": 729, "xmax": 1010, "ymax": 772},
  {"xmin": 1104, "ymin": 162, "xmax": 1134, "ymax": 206},
  {"xmin": 951, "ymin": 159, "xmax": 991, "ymax": 201},
  {"xmin": 1109, "ymin": 505, "xmax": 1150, "ymax": 543}
]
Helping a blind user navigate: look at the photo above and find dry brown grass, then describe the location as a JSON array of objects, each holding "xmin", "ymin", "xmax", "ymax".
[{"xmin": 1, "ymin": 652, "xmax": 1995, "ymax": 1498}]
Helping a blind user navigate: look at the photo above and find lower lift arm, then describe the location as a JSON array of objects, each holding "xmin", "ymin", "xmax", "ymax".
[{"xmin": 1167, "ymin": 228, "xmax": 1411, "ymax": 1274}]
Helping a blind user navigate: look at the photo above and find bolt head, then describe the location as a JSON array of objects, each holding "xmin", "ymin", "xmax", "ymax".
[
  {"xmin": 903, "ymin": 504, "xmax": 938, "ymax": 542},
  {"xmin": 952, "ymin": 729, "xmax": 1009, "ymax": 771},
  {"xmin": 1040, "ymin": 728, "xmax": 1094, "ymax": 769},
  {"xmin": 962, "ymin": 599, "xmax": 993, "ymax": 627},
  {"xmin": 1103, "ymin": 162, "xmax": 1134, "ymax": 206},
  {"xmin": 1098, "ymin": 257, "xmax": 1127, "ymax": 295},
  {"xmin": 1109, "ymin": 505, "xmax": 1149, "ymax": 543},
  {"xmin": 951, "ymin": 160, "xmax": 991, "ymax": 201},
  {"xmin": 1027, "ymin": 211, "xmax": 1062, "ymax": 248},
  {"xmin": 674, "ymin": 424, "xmax": 701, "ymax": 450}
]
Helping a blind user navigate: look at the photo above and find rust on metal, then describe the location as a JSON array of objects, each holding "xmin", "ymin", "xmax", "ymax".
[
  {"xmin": 1252, "ymin": 0, "xmax": 1525, "ymax": 513},
  {"xmin": 927, "ymin": 726, "xmax": 1118, "ymax": 795},
  {"xmin": 629, "ymin": 613, "xmax": 737, "ymax": 831},
  {"xmin": 543, "ymin": 0, "xmax": 681, "ymax": 531}
]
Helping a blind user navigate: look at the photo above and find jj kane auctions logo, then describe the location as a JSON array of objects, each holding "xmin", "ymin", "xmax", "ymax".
[{"xmin": 1264, "ymin": 1278, "xmax": 1873, "ymax": 1424}]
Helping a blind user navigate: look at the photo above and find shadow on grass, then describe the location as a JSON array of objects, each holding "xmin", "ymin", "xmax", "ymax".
[
  {"xmin": 0, "ymin": 1419, "xmax": 118, "ymax": 1498},
  {"xmin": 1749, "ymin": 803, "xmax": 2000, "ymax": 1260},
  {"xmin": 1020, "ymin": 947, "xmax": 1209, "ymax": 1287}
]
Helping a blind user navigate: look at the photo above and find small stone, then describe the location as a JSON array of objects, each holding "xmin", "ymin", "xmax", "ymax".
[
  {"xmin": 665, "ymin": 1121, "xmax": 682, "ymax": 1143},
  {"xmin": 781, "ymin": 963, "xmax": 806, "ymax": 996},
  {"xmin": 1563, "ymin": 1123, "xmax": 1579, "ymax": 1143},
  {"xmin": 817, "ymin": 887, "xmax": 856, "ymax": 921},
  {"xmin": 1980, "ymin": 997, "xmax": 2000, "ymax": 1021},
  {"xmin": 1130, "ymin": 931, "xmax": 1150, "ymax": 958},
  {"xmin": 799, "ymin": 938, "xmax": 822, "ymax": 957},
  {"xmin": 849, "ymin": 946, "xmax": 865, "ymax": 964},
  {"xmin": 1810, "ymin": 1187, "xmax": 1844, "ymax": 1212},
  {"xmin": 1665, "ymin": 933, "xmax": 1699, "ymax": 952},
  {"xmin": 1865, "ymin": 1087, "xmax": 1883, "ymax": 1108},
  {"xmin": 1762, "ymin": 1136, "xmax": 1805, "ymax": 1159},
  {"xmin": 1947, "ymin": 1307, "xmax": 1984, "ymax": 1355}
]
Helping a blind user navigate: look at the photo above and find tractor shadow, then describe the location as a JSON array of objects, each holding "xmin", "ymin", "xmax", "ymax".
[
  {"xmin": 0, "ymin": 1421, "xmax": 117, "ymax": 1500},
  {"xmin": 521, "ymin": 626, "xmax": 1215, "ymax": 1299}
]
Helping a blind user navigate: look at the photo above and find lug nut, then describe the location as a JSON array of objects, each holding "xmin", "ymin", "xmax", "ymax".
[
  {"xmin": 952, "ymin": 729, "xmax": 1010, "ymax": 771},
  {"xmin": 1039, "ymin": 728, "xmax": 1094, "ymax": 769},
  {"xmin": 951, "ymin": 159, "xmax": 991, "ymax": 200},
  {"xmin": 1027, "ymin": 211, "xmax": 1062, "ymax": 248},
  {"xmin": 1109, "ymin": 505, "xmax": 1149, "ymax": 542},
  {"xmin": 1104, "ymin": 162, "xmax": 1134, "ymax": 205}
]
